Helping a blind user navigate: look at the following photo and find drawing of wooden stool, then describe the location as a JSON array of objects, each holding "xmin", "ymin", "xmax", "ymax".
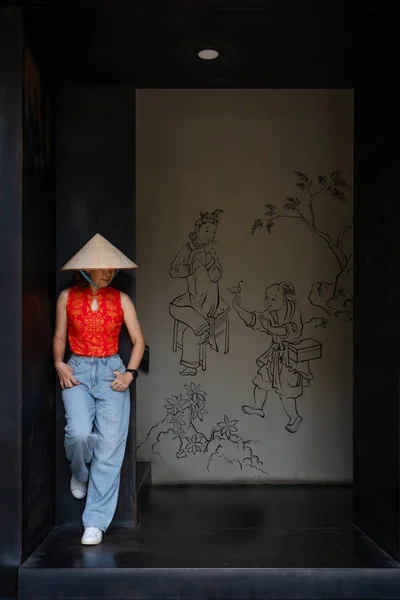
[{"xmin": 172, "ymin": 307, "xmax": 230, "ymax": 371}]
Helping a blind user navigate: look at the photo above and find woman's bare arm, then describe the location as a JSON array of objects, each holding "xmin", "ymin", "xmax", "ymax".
[
  {"xmin": 121, "ymin": 292, "xmax": 145, "ymax": 370},
  {"xmin": 110, "ymin": 292, "xmax": 145, "ymax": 392},
  {"xmin": 53, "ymin": 289, "xmax": 69, "ymax": 365},
  {"xmin": 53, "ymin": 289, "xmax": 80, "ymax": 388}
]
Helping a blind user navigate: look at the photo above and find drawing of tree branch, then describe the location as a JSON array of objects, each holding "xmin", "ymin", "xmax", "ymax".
[{"xmin": 251, "ymin": 170, "xmax": 353, "ymax": 320}]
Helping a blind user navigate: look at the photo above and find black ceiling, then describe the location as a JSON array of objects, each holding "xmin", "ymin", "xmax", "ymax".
[{"xmin": 20, "ymin": 3, "xmax": 382, "ymax": 88}]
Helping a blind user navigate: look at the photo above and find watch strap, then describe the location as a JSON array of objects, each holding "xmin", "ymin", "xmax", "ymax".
[{"xmin": 126, "ymin": 368, "xmax": 138, "ymax": 381}]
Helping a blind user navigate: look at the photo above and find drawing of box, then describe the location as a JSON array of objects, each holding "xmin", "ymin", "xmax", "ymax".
[{"xmin": 288, "ymin": 338, "xmax": 322, "ymax": 363}]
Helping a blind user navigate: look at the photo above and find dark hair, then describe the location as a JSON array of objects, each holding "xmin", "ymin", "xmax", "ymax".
[
  {"xmin": 75, "ymin": 271, "xmax": 89, "ymax": 288},
  {"xmin": 189, "ymin": 209, "xmax": 223, "ymax": 241}
]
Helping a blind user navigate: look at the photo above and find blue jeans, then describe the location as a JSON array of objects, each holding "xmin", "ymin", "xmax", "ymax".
[{"xmin": 62, "ymin": 354, "xmax": 130, "ymax": 532}]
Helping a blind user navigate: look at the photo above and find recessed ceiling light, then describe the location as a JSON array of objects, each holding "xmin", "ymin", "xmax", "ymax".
[{"xmin": 198, "ymin": 49, "xmax": 219, "ymax": 61}]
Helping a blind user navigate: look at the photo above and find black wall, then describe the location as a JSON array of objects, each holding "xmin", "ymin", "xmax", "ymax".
[
  {"xmin": 353, "ymin": 13, "xmax": 399, "ymax": 560},
  {"xmin": 0, "ymin": 8, "xmax": 23, "ymax": 598},
  {"xmin": 21, "ymin": 36, "xmax": 56, "ymax": 562},
  {"xmin": 0, "ymin": 8, "xmax": 56, "ymax": 597},
  {"xmin": 54, "ymin": 86, "xmax": 137, "ymax": 526}
]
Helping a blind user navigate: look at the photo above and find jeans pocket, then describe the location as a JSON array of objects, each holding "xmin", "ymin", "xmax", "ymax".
[
  {"xmin": 118, "ymin": 356, "xmax": 126, "ymax": 374},
  {"xmin": 108, "ymin": 355, "xmax": 126, "ymax": 375},
  {"xmin": 68, "ymin": 356, "xmax": 81, "ymax": 369}
]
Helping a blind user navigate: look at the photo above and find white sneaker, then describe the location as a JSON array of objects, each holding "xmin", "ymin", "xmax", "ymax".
[
  {"xmin": 70, "ymin": 475, "xmax": 87, "ymax": 500},
  {"xmin": 81, "ymin": 527, "xmax": 103, "ymax": 545}
]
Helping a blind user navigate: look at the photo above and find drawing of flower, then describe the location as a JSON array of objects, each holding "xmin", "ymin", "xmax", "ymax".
[
  {"xmin": 164, "ymin": 394, "xmax": 188, "ymax": 415},
  {"xmin": 185, "ymin": 434, "xmax": 207, "ymax": 455},
  {"xmin": 214, "ymin": 415, "xmax": 239, "ymax": 439},
  {"xmin": 137, "ymin": 382, "xmax": 268, "ymax": 476},
  {"xmin": 166, "ymin": 410, "xmax": 186, "ymax": 436},
  {"xmin": 191, "ymin": 401, "xmax": 208, "ymax": 422},
  {"xmin": 184, "ymin": 382, "xmax": 207, "ymax": 405}
]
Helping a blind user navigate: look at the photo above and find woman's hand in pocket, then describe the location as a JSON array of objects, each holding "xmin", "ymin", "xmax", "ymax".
[
  {"xmin": 111, "ymin": 371, "xmax": 133, "ymax": 392},
  {"xmin": 55, "ymin": 361, "xmax": 81, "ymax": 389}
]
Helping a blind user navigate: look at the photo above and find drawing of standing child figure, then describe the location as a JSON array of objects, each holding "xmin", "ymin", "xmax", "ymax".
[{"xmin": 231, "ymin": 281, "xmax": 315, "ymax": 433}]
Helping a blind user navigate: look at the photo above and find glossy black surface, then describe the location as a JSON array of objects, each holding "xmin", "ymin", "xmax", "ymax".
[
  {"xmin": 21, "ymin": 485, "xmax": 396, "ymax": 569},
  {"xmin": 353, "ymin": 14, "xmax": 399, "ymax": 561},
  {"xmin": 19, "ymin": 523, "xmax": 397, "ymax": 570},
  {"xmin": 0, "ymin": 11, "xmax": 57, "ymax": 598},
  {"xmin": 21, "ymin": 35, "xmax": 56, "ymax": 563},
  {"xmin": 0, "ymin": 8, "xmax": 23, "ymax": 599},
  {"xmin": 13, "ymin": 0, "xmax": 356, "ymax": 6},
  {"xmin": 54, "ymin": 85, "xmax": 137, "ymax": 527},
  {"xmin": 19, "ymin": 486, "xmax": 400, "ymax": 599}
]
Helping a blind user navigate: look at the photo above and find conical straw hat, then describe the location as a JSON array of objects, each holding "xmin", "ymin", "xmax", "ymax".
[{"xmin": 62, "ymin": 233, "xmax": 138, "ymax": 271}]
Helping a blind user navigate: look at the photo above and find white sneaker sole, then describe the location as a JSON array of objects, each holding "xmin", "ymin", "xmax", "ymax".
[{"xmin": 81, "ymin": 536, "xmax": 102, "ymax": 546}]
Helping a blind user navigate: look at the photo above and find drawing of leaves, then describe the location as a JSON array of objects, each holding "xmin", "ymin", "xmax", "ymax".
[
  {"xmin": 295, "ymin": 171, "xmax": 311, "ymax": 186},
  {"xmin": 318, "ymin": 175, "xmax": 327, "ymax": 186},
  {"xmin": 184, "ymin": 382, "xmax": 207, "ymax": 406},
  {"xmin": 323, "ymin": 170, "xmax": 348, "ymax": 202},
  {"xmin": 266, "ymin": 220, "xmax": 274, "ymax": 234},
  {"xmin": 251, "ymin": 218, "xmax": 264, "ymax": 235},
  {"xmin": 330, "ymin": 169, "xmax": 348, "ymax": 187},
  {"xmin": 191, "ymin": 401, "xmax": 208, "ymax": 422},
  {"xmin": 284, "ymin": 196, "xmax": 300, "ymax": 211},
  {"xmin": 166, "ymin": 411, "xmax": 187, "ymax": 437},
  {"xmin": 185, "ymin": 434, "xmax": 206, "ymax": 455},
  {"xmin": 215, "ymin": 415, "xmax": 239, "ymax": 439},
  {"xmin": 164, "ymin": 394, "xmax": 188, "ymax": 415},
  {"xmin": 330, "ymin": 187, "xmax": 346, "ymax": 202},
  {"xmin": 265, "ymin": 203, "xmax": 276, "ymax": 217},
  {"xmin": 166, "ymin": 411, "xmax": 186, "ymax": 426}
]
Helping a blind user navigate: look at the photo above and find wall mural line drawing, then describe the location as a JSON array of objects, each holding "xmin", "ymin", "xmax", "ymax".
[
  {"xmin": 169, "ymin": 209, "xmax": 230, "ymax": 376},
  {"xmin": 251, "ymin": 171, "xmax": 353, "ymax": 322},
  {"xmin": 229, "ymin": 280, "xmax": 321, "ymax": 434},
  {"xmin": 137, "ymin": 382, "xmax": 268, "ymax": 475}
]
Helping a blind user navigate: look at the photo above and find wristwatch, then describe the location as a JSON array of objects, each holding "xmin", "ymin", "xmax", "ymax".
[{"xmin": 126, "ymin": 369, "xmax": 138, "ymax": 382}]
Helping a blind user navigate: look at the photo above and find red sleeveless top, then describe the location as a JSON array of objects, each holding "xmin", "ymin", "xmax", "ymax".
[{"xmin": 66, "ymin": 286, "xmax": 124, "ymax": 357}]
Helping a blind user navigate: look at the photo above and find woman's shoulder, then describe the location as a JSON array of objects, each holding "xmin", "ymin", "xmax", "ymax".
[
  {"xmin": 58, "ymin": 286, "xmax": 80, "ymax": 301},
  {"xmin": 114, "ymin": 289, "xmax": 128, "ymax": 301},
  {"xmin": 61, "ymin": 285, "xmax": 80, "ymax": 294},
  {"xmin": 117, "ymin": 290, "xmax": 136, "ymax": 309},
  {"xmin": 56, "ymin": 287, "xmax": 72, "ymax": 309},
  {"xmin": 58, "ymin": 287, "xmax": 70, "ymax": 299}
]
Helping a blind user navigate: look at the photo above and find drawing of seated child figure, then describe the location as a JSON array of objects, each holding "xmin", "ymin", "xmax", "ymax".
[{"xmin": 232, "ymin": 281, "xmax": 313, "ymax": 433}]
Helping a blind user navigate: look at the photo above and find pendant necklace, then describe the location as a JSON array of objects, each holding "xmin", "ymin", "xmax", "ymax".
[{"xmin": 90, "ymin": 290, "xmax": 99, "ymax": 312}]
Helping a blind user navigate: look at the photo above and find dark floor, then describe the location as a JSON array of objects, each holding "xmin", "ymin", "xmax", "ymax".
[
  {"xmin": 19, "ymin": 485, "xmax": 400, "ymax": 600},
  {"xmin": 22, "ymin": 485, "xmax": 398, "ymax": 569}
]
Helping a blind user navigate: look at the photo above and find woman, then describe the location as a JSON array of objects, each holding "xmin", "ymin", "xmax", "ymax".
[{"xmin": 53, "ymin": 233, "xmax": 145, "ymax": 545}]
